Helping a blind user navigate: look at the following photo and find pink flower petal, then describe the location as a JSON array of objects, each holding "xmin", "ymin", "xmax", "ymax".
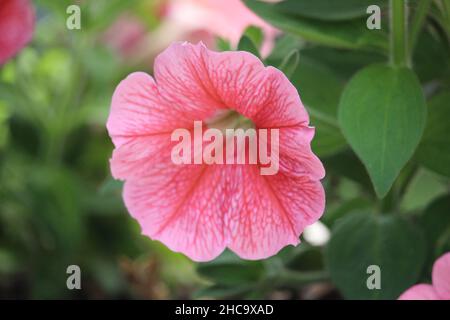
[
  {"xmin": 110, "ymin": 133, "xmax": 176, "ymax": 180},
  {"xmin": 107, "ymin": 72, "xmax": 215, "ymax": 148},
  {"xmin": 0, "ymin": 0, "xmax": 35, "ymax": 65},
  {"xmin": 277, "ymin": 127, "xmax": 325, "ymax": 179},
  {"xmin": 123, "ymin": 165, "xmax": 324, "ymax": 261},
  {"xmin": 432, "ymin": 252, "xmax": 450, "ymax": 299},
  {"xmin": 123, "ymin": 165, "xmax": 230, "ymax": 262},
  {"xmin": 153, "ymin": 43, "xmax": 227, "ymax": 114},
  {"xmin": 228, "ymin": 169, "xmax": 325, "ymax": 260},
  {"xmin": 154, "ymin": 42, "xmax": 309, "ymax": 127},
  {"xmin": 398, "ymin": 284, "xmax": 440, "ymax": 300}
]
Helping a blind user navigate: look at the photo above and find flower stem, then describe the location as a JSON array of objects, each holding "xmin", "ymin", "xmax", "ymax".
[
  {"xmin": 409, "ymin": 0, "xmax": 432, "ymax": 52},
  {"xmin": 444, "ymin": 0, "xmax": 450, "ymax": 35},
  {"xmin": 390, "ymin": 0, "xmax": 408, "ymax": 67}
]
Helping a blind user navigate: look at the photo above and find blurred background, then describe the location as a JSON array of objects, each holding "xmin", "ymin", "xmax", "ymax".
[{"xmin": 0, "ymin": 0, "xmax": 449, "ymax": 299}]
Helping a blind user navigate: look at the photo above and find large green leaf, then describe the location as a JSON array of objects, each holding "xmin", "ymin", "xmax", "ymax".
[
  {"xmin": 416, "ymin": 92, "xmax": 450, "ymax": 177},
  {"xmin": 275, "ymin": 0, "xmax": 388, "ymax": 21},
  {"xmin": 244, "ymin": 0, "xmax": 388, "ymax": 52},
  {"xmin": 325, "ymin": 212, "xmax": 426, "ymax": 299},
  {"xmin": 338, "ymin": 64, "xmax": 427, "ymax": 198}
]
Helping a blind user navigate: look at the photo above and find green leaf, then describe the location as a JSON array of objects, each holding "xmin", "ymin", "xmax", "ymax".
[
  {"xmin": 338, "ymin": 64, "xmax": 427, "ymax": 198},
  {"xmin": 244, "ymin": 0, "xmax": 388, "ymax": 52},
  {"xmin": 194, "ymin": 284, "xmax": 253, "ymax": 299},
  {"xmin": 413, "ymin": 31, "xmax": 450, "ymax": 83},
  {"xmin": 290, "ymin": 56, "xmax": 347, "ymax": 157},
  {"xmin": 400, "ymin": 169, "xmax": 448, "ymax": 212},
  {"xmin": 266, "ymin": 35, "xmax": 302, "ymax": 62},
  {"xmin": 275, "ymin": 0, "xmax": 387, "ymax": 21},
  {"xmin": 421, "ymin": 194, "xmax": 450, "ymax": 249},
  {"xmin": 310, "ymin": 120, "xmax": 348, "ymax": 157},
  {"xmin": 284, "ymin": 246, "xmax": 324, "ymax": 271},
  {"xmin": 323, "ymin": 150, "xmax": 373, "ymax": 190},
  {"xmin": 322, "ymin": 197, "xmax": 372, "ymax": 227},
  {"xmin": 416, "ymin": 91, "xmax": 450, "ymax": 177},
  {"xmin": 196, "ymin": 251, "xmax": 265, "ymax": 286},
  {"xmin": 0, "ymin": 248, "xmax": 19, "ymax": 274},
  {"xmin": 243, "ymin": 26, "xmax": 264, "ymax": 49},
  {"xmin": 278, "ymin": 49, "xmax": 299, "ymax": 79},
  {"xmin": 293, "ymin": 57, "xmax": 343, "ymax": 117},
  {"xmin": 325, "ymin": 212, "xmax": 426, "ymax": 299},
  {"xmin": 237, "ymin": 35, "xmax": 260, "ymax": 58},
  {"xmin": 216, "ymin": 37, "xmax": 232, "ymax": 51},
  {"xmin": 238, "ymin": 27, "xmax": 264, "ymax": 57},
  {"xmin": 99, "ymin": 176, "xmax": 123, "ymax": 195},
  {"xmin": 300, "ymin": 46, "xmax": 385, "ymax": 80}
]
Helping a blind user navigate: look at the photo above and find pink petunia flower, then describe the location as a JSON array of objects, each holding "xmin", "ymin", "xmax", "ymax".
[
  {"xmin": 0, "ymin": 0, "xmax": 35, "ymax": 65},
  {"xmin": 107, "ymin": 42, "xmax": 325, "ymax": 262},
  {"xmin": 399, "ymin": 252, "xmax": 450, "ymax": 300}
]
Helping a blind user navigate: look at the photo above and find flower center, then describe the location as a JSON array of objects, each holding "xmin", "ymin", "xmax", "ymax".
[{"xmin": 205, "ymin": 110, "xmax": 254, "ymax": 133}]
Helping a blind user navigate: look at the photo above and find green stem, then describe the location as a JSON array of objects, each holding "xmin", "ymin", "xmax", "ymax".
[
  {"xmin": 409, "ymin": 0, "xmax": 432, "ymax": 52},
  {"xmin": 379, "ymin": 188, "xmax": 397, "ymax": 213},
  {"xmin": 390, "ymin": 0, "xmax": 409, "ymax": 67},
  {"xmin": 444, "ymin": 0, "xmax": 450, "ymax": 33},
  {"xmin": 397, "ymin": 162, "xmax": 418, "ymax": 199},
  {"xmin": 379, "ymin": 162, "xmax": 417, "ymax": 214},
  {"xmin": 42, "ymin": 128, "xmax": 64, "ymax": 165}
]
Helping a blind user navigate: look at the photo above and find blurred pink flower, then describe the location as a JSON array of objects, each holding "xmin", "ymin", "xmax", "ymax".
[
  {"xmin": 0, "ymin": 0, "xmax": 35, "ymax": 65},
  {"xmin": 107, "ymin": 42, "xmax": 325, "ymax": 261},
  {"xmin": 399, "ymin": 252, "xmax": 450, "ymax": 300},
  {"xmin": 102, "ymin": 13, "xmax": 148, "ymax": 59},
  {"xmin": 165, "ymin": 0, "xmax": 279, "ymax": 56}
]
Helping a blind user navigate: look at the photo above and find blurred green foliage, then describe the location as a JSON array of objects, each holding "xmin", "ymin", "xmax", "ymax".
[{"xmin": 0, "ymin": 0, "xmax": 200, "ymax": 299}]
